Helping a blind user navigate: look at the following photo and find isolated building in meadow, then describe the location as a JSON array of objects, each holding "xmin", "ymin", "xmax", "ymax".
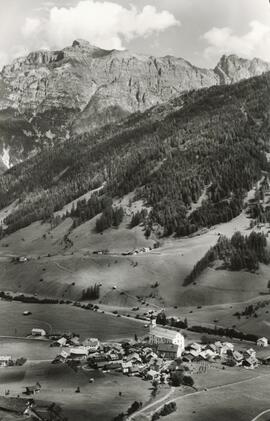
[
  {"xmin": 31, "ymin": 328, "xmax": 46, "ymax": 337},
  {"xmin": 257, "ymin": 337, "xmax": 268, "ymax": 348},
  {"xmin": 149, "ymin": 325, "xmax": 185, "ymax": 355}
]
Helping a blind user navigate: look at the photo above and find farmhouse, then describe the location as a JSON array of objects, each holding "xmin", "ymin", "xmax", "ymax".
[
  {"xmin": 243, "ymin": 356, "xmax": 259, "ymax": 369},
  {"xmin": 126, "ymin": 353, "xmax": 142, "ymax": 364},
  {"xmin": 158, "ymin": 343, "xmax": 182, "ymax": 359},
  {"xmin": 82, "ymin": 338, "xmax": 100, "ymax": 352},
  {"xmin": 244, "ymin": 348, "xmax": 256, "ymax": 359},
  {"xmin": 122, "ymin": 361, "xmax": 133, "ymax": 374},
  {"xmin": 199, "ymin": 349, "xmax": 218, "ymax": 361},
  {"xmin": 96, "ymin": 361, "xmax": 108, "ymax": 370},
  {"xmin": 129, "ymin": 366, "xmax": 140, "ymax": 376},
  {"xmin": 182, "ymin": 351, "xmax": 198, "ymax": 363},
  {"xmin": 31, "ymin": 328, "xmax": 46, "ymax": 337},
  {"xmin": 149, "ymin": 325, "xmax": 185, "ymax": 355},
  {"xmin": 220, "ymin": 342, "xmax": 234, "ymax": 357},
  {"xmin": 145, "ymin": 369, "xmax": 160, "ymax": 381},
  {"xmin": 257, "ymin": 337, "xmax": 268, "ymax": 348},
  {"xmin": 70, "ymin": 336, "xmax": 80, "ymax": 346},
  {"xmin": 56, "ymin": 337, "xmax": 67, "ymax": 347},
  {"xmin": 187, "ymin": 343, "xmax": 202, "ymax": 353},
  {"xmin": 106, "ymin": 361, "xmax": 122, "ymax": 370},
  {"xmin": 70, "ymin": 347, "xmax": 89, "ymax": 358},
  {"xmin": 59, "ymin": 351, "xmax": 69, "ymax": 362},
  {"xmin": 232, "ymin": 351, "xmax": 244, "ymax": 364}
]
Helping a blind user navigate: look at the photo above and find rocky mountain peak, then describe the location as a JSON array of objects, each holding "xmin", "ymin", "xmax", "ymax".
[
  {"xmin": 0, "ymin": 42, "xmax": 270, "ymax": 168},
  {"xmin": 69, "ymin": 39, "xmax": 113, "ymax": 58},
  {"xmin": 72, "ymin": 39, "xmax": 99, "ymax": 49},
  {"xmin": 215, "ymin": 54, "xmax": 270, "ymax": 84}
]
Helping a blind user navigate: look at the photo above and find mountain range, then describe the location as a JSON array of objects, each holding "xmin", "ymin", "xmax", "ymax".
[
  {"xmin": 1, "ymin": 38, "xmax": 270, "ymax": 167},
  {"xmin": 1, "ymin": 65, "xmax": 270, "ymax": 239}
]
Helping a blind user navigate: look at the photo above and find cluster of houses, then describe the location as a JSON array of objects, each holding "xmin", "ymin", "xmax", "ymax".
[
  {"xmin": 183, "ymin": 341, "xmax": 262, "ymax": 369},
  {"xmin": 54, "ymin": 338, "xmax": 184, "ymax": 384},
  {"xmin": 0, "ymin": 355, "xmax": 26, "ymax": 368},
  {"xmin": 0, "ymin": 356, "xmax": 13, "ymax": 368},
  {"xmin": 51, "ymin": 335, "xmax": 100, "ymax": 359},
  {"xmin": 51, "ymin": 321, "xmax": 268, "ymax": 381},
  {"xmin": 51, "ymin": 320, "xmax": 186, "ymax": 383},
  {"xmin": 87, "ymin": 343, "xmax": 182, "ymax": 383}
]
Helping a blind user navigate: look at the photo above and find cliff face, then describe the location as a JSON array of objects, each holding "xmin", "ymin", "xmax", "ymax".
[
  {"xmin": 214, "ymin": 54, "xmax": 270, "ymax": 84},
  {"xmin": 0, "ymin": 39, "xmax": 270, "ymax": 167}
]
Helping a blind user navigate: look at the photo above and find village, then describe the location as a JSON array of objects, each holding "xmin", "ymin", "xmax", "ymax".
[
  {"xmin": 0, "ymin": 312, "xmax": 269, "ymax": 420},
  {"xmin": 48, "ymin": 319, "xmax": 269, "ymax": 379},
  {"xmin": 12, "ymin": 318, "xmax": 267, "ymax": 387}
]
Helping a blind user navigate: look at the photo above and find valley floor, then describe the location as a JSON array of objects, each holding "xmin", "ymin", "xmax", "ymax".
[{"xmin": 0, "ymin": 181, "xmax": 269, "ymax": 420}]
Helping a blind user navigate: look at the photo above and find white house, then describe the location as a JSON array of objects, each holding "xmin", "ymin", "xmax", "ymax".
[
  {"xmin": 60, "ymin": 350, "xmax": 69, "ymax": 361},
  {"xmin": 82, "ymin": 338, "xmax": 100, "ymax": 352},
  {"xmin": 122, "ymin": 361, "xmax": 133, "ymax": 374},
  {"xmin": 32, "ymin": 328, "xmax": 46, "ymax": 337},
  {"xmin": 70, "ymin": 347, "xmax": 89, "ymax": 358},
  {"xmin": 57, "ymin": 337, "xmax": 67, "ymax": 347},
  {"xmin": 18, "ymin": 256, "xmax": 28, "ymax": 263},
  {"xmin": 149, "ymin": 325, "xmax": 185, "ymax": 356},
  {"xmin": 257, "ymin": 337, "xmax": 268, "ymax": 348},
  {"xmin": 244, "ymin": 348, "xmax": 256, "ymax": 359}
]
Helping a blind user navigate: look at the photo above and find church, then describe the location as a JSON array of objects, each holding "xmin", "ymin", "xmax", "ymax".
[{"xmin": 149, "ymin": 319, "xmax": 185, "ymax": 357}]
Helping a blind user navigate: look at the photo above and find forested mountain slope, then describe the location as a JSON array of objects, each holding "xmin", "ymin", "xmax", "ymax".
[
  {"xmin": 0, "ymin": 38, "xmax": 270, "ymax": 167},
  {"xmin": 1, "ymin": 72, "xmax": 270, "ymax": 237}
]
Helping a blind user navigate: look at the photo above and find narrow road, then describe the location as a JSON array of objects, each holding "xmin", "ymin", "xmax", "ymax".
[
  {"xmin": 0, "ymin": 335, "xmax": 50, "ymax": 342},
  {"xmin": 251, "ymin": 409, "xmax": 270, "ymax": 421},
  {"xmin": 128, "ymin": 387, "xmax": 175, "ymax": 420}
]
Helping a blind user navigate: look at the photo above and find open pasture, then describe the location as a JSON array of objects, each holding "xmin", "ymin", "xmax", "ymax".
[{"xmin": 0, "ymin": 300, "xmax": 145, "ymax": 340}]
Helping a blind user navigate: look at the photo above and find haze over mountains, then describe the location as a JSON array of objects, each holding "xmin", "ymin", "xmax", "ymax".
[{"xmin": 1, "ymin": 39, "xmax": 270, "ymax": 167}]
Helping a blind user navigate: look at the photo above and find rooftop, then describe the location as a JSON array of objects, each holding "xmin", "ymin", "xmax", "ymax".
[
  {"xmin": 158, "ymin": 343, "xmax": 178, "ymax": 352},
  {"xmin": 150, "ymin": 326, "xmax": 181, "ymax": 340}
]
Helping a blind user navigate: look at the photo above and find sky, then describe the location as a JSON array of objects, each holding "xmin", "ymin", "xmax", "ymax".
[{"xmin": 0, "ymin": 0, "xmax": 270, "ymax": 70}]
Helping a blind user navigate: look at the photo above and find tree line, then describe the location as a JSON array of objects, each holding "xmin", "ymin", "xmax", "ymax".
[{"xmin": 184, "ymin": 231, "xmax": 269, "ymax": 285}]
